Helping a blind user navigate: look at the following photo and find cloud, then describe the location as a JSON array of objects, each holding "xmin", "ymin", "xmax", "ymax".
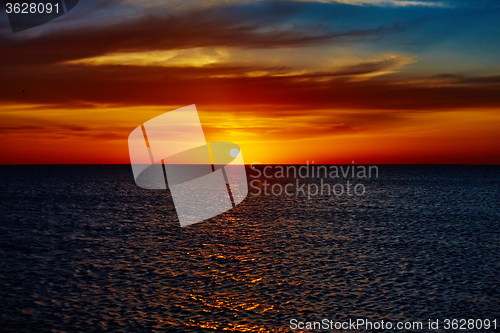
[
  {"xmin": 0, "ymin": 123, "xmax": 128, "ymax": 140},
  {"xmin": 1, "ymin": 57, "xmax": 499, "ymax": 111},
  {"xmin": 66, "ymin": 47, "xmax": 415, "ymax": 80},
  {"xmin": 0, "ymin": 0, "xmax": 422, "ymax": 67},
  {"xmin": 428, "ymin": 74, "xmax": 500, "ymax": 85},
  {"xmin": 276, "ymin": 54, "xmax": 416, "ymax": 79},
  {"xmin": 1, "ymin": 0, "xmax": 499, "ymax": 121},
  {"xmin": 306, "ymin": 0, "xmax": 447, "ymax": 7}
]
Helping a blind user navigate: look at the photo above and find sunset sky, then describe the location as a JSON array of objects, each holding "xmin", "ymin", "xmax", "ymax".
[{"xmin": 1, "ymin": 0, "xmax": 499, "ymax": 164}]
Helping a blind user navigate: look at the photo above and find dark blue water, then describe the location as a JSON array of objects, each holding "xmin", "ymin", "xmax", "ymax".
[{"xmin": 0, "ymin": 165, "xmax": 499, "ymax": 332}]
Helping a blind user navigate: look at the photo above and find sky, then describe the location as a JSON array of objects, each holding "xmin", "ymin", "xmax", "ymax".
[{"xmin": 0, "ymin": 0, "xmax": 499, "ymax": 164}]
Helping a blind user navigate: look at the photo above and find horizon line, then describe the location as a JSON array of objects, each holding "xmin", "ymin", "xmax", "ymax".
[{"xmin": 1, "ymin": 163, "xmax": 499, "ymax": 166}]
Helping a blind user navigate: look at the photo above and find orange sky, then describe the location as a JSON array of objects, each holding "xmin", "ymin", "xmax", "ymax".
[{"xmin": 1, "ymin": 0, "xmax": 500, "ymax": 164}]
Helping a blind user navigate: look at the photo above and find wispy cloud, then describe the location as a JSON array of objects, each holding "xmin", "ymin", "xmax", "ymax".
[
  {"xmin": 0, "ymin": 1, "xmax": 422, "ymax": 66},
  {"xmin": 305, "ymin": 0, "xmax": 446, "ymax": 7},
  {"xmin": 1, "ymin": 59, "xmax": 499, "ymax": 111}
]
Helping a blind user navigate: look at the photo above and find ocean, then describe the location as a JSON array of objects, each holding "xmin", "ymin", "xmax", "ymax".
[{"xmin": 0, "ymin": 165, "xmax": 499, "ymax": 332}]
